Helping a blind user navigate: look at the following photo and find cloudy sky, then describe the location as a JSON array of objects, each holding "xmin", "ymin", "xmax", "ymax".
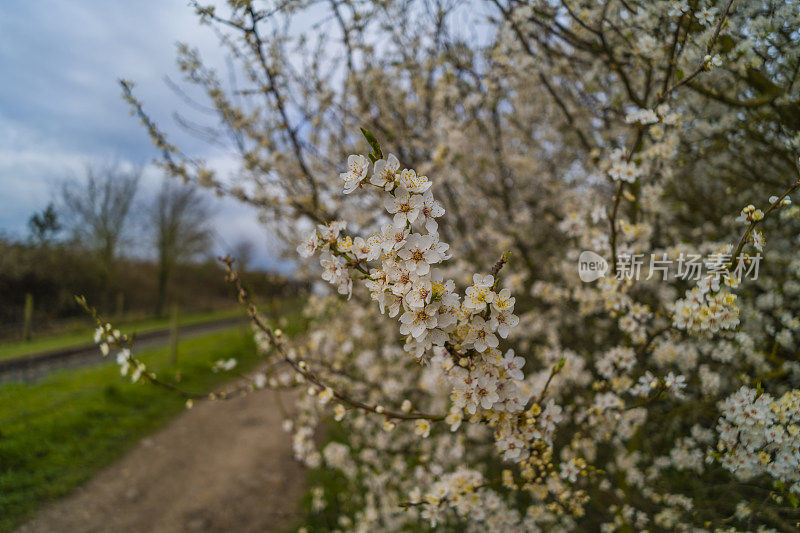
[{"xmin": 0, "ymin": 1, "xmax": 292, "ymax": 271}]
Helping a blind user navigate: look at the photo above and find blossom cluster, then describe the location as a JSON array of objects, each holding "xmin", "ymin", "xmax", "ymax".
[
  {"xmin": 298, "ymin": 153, "xmax": 534, "ymax": 435},
  {"xmin": 671, "ymin": 254, "xmax": 741, "ymax": 335},
  {"xmin": 716, "ymin": 387, "xmax": 800, "ymax": 494},
  {"xmin": 292, "ymin": 150, "xmax": 593, "ymax": 522},
  {"xmin": 93, "ymin": 323, "xmax": 143, "ymax": 382},
  {"xmin": 410, "ymin": 468, "xmax": 484, "ymax": 527}
]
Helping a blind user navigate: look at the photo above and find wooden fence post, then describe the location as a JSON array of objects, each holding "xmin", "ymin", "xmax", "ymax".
[
  {"xmin": 115, "ymin": 292, "xmax": 125, "ymax": 320},
  {"xmin": 169, "ymin": 304, "xmax": 179, "ymax": 365},
  {"xmin": 23, "ymin": 293, "xmax": 34, "ymax": 342}
]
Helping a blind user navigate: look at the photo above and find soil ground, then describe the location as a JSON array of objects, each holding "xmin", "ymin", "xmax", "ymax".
[{"xmin": 18, "ymin": 387, "xmax": 304, "ymax": 533}]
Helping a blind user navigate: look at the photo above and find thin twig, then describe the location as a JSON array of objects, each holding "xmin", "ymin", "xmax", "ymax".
[
  {"xmin": 221, "ymin": 256, "xmax": 445, "ymax": 421},
  {"xmin": 729, "ymin": 178, "xmax": 800, "ymax": 269}
]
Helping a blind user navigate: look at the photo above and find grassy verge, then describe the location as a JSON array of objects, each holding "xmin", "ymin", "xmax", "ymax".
[
  {"xmin": 0, "ymin": 326, "xmax": 260, "ymax": 532},
  {"xmin": 295, "ymin": 423, "xmax": 364, "ymax": 533},
  {"xmin": 0, "ymin": 307, "xmax": 244, "ymax": 361}
]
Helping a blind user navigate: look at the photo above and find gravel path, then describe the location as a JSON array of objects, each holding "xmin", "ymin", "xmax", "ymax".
[
  {"xmin": 18, "ymin": 386, "xmax": 305, "ymax": 533},
  {"xmin": 0, "ymin": 318, "xmax": 247, "ymax": 383}
]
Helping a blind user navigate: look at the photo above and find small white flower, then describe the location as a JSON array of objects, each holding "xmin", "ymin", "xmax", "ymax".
[
  {"xmin": 351, "ymin": 236, "xmax": 371, "ymax": 260},
  {"xmin": 560, "ymin": 459, "xmax": 581, "ymax": 483},
  {"xmin": 501, "ymin": 349, "xmax": 525, "ymax": 380},
  {"xmin": 414, "ymin": 419, "xmax": 431, "ymax": 438},
  {"xmin": 668, "ymin": 0, "xmax": 689, "ymax": 17},
  {"xmin": 419, "ymin": 190, "xmax": 445, "ymax": 233},
  {"xmin": 474, "ymin": 375, "xmax": 500, "ymax": 410},
  {"xmin": 212, "ymin": 358, "xmax": 238, "ymax": 372},
  {"xmin": 340, "ymin": 154, "xmax": 370, "ymax": 194},
  {"xmin": 385, "ymin": 189, "xmax": 422, "ymax": 229},
  {"xmin": 608, "ymin": 160, "xmax": 640, "ymax": 183},
  {"xmin": 297, "ymin": 231, "xmax": 320, "ymax": 258},
  {"xmin": 398, "ymin": 168, "xmax": 432, "ymax": 193},
  {"xmin": 116, "ymin": 347, "xmax": 130, "ymax": 366},
  {"xmin": 704, "ymin": 54, "xmax": 723, "ymax": 67},
  {"xmin": 625, "ymin": 108, "xmax": 659, "ymax": 125},
  {"xmin": 130, "ymin": 362, "xmax": 145, "ymax": 383},
  {"xmin": 464, "ymin": 275, "xmax": 496, "ymax": 311},
  {"xmin": 397, "ymin": 233, "xmax": 441, "ymax": 275},
  {"xmin": 491, "ymin": 309, "xmax": 519, "ymax": 338},
  {"xmin": 696, "ymin": 6, "xmax": 718, "ymax": 26},
  {"xmin": 333, "ymin": 404, "xmax": 346, "ymax": 421},
  {"xmin": 318, "ymin": 387, "xmax": 334, "ymax": 405},
  {"xmin": 492, "ymin": 288, "xmax": 516, "ymax": 312},
  {"xmin": 467, "ymin": 316, "xmax": 499, "ymax": 353},
  {"xmin": 496, "ymin": 434, "xmax": 525, "ymax": 461},
  {"xmin": 381, "ymin": 224, "xmax": 410, "ymax": 252},
  {"xmin": 399, "ymin": 303, "xmax": 440, "ymax": 340},
  {"xmin": 404, "ymin": 278, "xmax": 433, "ymax": 309},
  {"xmin": 370, "ymin": 153, "xmax": 399, "ymax": 190}
]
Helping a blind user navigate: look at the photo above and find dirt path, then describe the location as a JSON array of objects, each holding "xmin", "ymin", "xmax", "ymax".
[{"xmin": 18, "ymin": 387, "xmax": 305, "ymax": 533}]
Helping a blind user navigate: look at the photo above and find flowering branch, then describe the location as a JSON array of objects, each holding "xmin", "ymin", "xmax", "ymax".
[
  {"xmin": 658, "ymin": 0, "xmax": 736, "ymax": 102},
  {"xmin": 77, "ymin": 295, "xmax": 207, "ymax": 399},
  {"xmin": 221, "ymin": 256, "xmax": 445, "ymax": 421},
  {"xmin": 729, "ymin": 176, "xmax": 800, "ymax": 268}
]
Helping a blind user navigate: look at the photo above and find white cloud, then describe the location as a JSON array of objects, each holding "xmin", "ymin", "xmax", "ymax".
[{"xmin": 0, "ymin": 0, "xmax": 286, "ymax": 270}]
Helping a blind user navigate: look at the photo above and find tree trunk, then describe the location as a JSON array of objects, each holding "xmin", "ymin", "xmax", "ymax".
[{"xmin": 155, "ymin": 259, "xmax": 170, "ymax": 317}]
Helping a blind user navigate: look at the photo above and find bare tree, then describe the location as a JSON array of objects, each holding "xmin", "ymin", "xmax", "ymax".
[
  {"xmin": 28, "ymin": 203, "xmax": 62, "ymax": 246},
  {"xmin": 61, "ymin": 163, "xmax": 141, "ymax": 304},
  {"xmin": 230, "ymin": 239, "xmax": 256, "ymax": 273},
  {"xmin": 150, "ymin": 179, "xmax": 214, "ymax": 316}
]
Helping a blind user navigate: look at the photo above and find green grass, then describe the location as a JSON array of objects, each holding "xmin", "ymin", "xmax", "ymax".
[
  {"xmin": 0, "ymin": 307, "xmax": 244, "ymax": 361},
  {"xmin": 0, "ymin": 325, "xmax": 261, "ymax": 532},
  {"xmin": 296, "ymin": 423, "xmax": 359, "ymax": 532}
]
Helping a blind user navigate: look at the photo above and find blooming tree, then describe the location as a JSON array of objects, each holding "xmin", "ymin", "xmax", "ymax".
[{"xmin": 89, "ymin": 0, "xmax": 800, "ymax": 530}]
